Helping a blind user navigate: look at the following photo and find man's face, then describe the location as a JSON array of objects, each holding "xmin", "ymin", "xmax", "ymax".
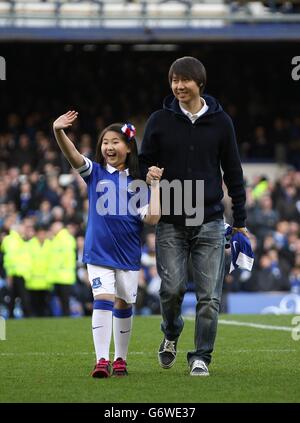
[{"xmin": 171, "ymin": 73, "xmax": 200, "ymax": 104}]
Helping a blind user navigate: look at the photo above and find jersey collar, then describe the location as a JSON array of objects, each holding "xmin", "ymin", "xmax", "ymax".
[{"xmin": 106, "ymin": 163, "xmax": 129, "ymax": 176}]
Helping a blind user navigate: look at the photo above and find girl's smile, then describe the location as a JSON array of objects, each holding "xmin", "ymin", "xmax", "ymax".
[{"xmin": 101, "ymin": 131, "xmax": 130, "ymax": 171}]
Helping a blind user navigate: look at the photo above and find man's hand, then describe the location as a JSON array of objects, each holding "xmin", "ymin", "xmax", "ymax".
[
  {"xmin": 146, "ymin": 166, "xmax": 164, "ymax": 185},
  {"xmin": 232, "ymin": 227, "xmax": 250, "ymax": 239},
  {"xmin": 53, "ymin": 110, "xmax": 78, "ymax": 131}
]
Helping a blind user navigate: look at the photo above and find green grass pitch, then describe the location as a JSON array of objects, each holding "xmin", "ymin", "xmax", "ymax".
[{"xmin": 0, "ymin": 315, "xmax": 299, "ymax": 403}]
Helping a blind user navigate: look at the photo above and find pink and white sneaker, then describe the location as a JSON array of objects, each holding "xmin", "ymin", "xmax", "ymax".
[
  {"xmin": 112, "ymin": 357, "xmax": 128, "ymax": 376},
  {"xmin": 92, "ymin": 358, "xmax": 111, "ymax": 378}
]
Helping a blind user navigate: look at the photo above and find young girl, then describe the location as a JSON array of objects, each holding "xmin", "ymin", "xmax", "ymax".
[{"xmin": 53, "ymin": 110, "xmax": 163, "ymax": 378}]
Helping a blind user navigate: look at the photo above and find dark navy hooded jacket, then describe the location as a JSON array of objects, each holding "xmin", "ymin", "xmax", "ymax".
[{"xmin": 139, "ymin": 94, "xmax": 246, "ymax": 227}]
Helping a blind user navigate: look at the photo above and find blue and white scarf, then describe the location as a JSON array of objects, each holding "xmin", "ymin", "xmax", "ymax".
[{"xmin": 225, "ymin": 225, "xmax": 254, "ymax": 274}]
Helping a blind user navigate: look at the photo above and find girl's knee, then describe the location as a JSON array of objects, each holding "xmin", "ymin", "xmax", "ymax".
[
  {"xmin": 94, "ymin": 293, "xmax": 115, "ymax": 302},
  {"xmin": 114, "ymin": 297, "xmax": 131, "ymax": 309}
]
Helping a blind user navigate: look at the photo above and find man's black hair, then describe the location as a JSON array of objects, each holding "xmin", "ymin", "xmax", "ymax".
[{"xmin": 168, "ymin": 56, "xmax": 206, "ymax": 93}]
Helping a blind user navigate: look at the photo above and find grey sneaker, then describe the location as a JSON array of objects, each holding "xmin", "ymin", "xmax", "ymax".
[
  {"xmin": 158, "ymin": 338, "xmax": 177, "ymax": 369},
  {"xmin": 190, "ymin": 359, "xmax": 209, "ymax": 376}
]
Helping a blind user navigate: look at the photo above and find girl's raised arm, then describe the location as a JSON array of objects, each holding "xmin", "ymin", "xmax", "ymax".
[{"xmin": 53, "ymin": 110, "xmax": 85, "ymax": 169}]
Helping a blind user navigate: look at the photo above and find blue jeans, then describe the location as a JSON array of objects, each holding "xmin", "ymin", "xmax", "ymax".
[{"xmin": 156, "ymin": 220, "xmax": 225, "ymax": 366}]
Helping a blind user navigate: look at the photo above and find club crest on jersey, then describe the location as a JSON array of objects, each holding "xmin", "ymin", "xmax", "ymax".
[{"xmin": 92, "ymin": 277, "xmax": 102, "ymax": 289}]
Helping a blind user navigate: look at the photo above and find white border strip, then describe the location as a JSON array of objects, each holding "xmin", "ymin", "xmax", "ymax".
[
  {"xmin": 218, "ymin": 319, "xmax": 293, "ymax": 332},
  {"xmin": 184, "ymin": 316, "xmax": 293, "ymax": 332},
  {"xmin": 0, "ymin": 349, "xmax": 296, "ymax": 357},
  {"xmin": 148, "ymin": 315, "xmax": 294, "ymax": 332}
]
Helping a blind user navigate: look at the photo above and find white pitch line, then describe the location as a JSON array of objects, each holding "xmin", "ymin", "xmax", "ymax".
[
  {"xmin": 184, "ymin": 316, "xmax": 293, "ymax": 332},
  {"xmin": 233, "ymin": 349, "xmax": 296, "ymax": 353},
  {"xmin": 149, "ymin": 315, "xmax": 296, "ymax": 333},
  {"xmin": 0, "ymin": 349, "xmax": 297, "ymax": 357},
  {"xmin": 0, "ymin": 351, "xmax": 152, "ymax": 357},
  {"xmin": 218, "ymin": 319, "xmax": 294, "ymax": 332}
]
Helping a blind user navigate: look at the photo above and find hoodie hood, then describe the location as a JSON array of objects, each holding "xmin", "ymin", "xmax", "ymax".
[{"xmin": 163, "ymin": 93, "xmax": 223, "ymax": 118}]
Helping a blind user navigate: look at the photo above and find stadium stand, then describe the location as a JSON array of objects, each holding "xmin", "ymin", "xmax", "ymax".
[
  {"xmin": 1, "ymin": 1, "xmax": 300, "ymax": 42},
  {"xmin": 0, "ymin": 0, "xmax": 300, "ymax": 25}
]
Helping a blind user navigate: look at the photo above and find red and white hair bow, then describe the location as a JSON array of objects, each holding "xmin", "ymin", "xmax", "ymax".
[{"xmin": 121, "ymin": 123, "xmax": 136, "ymax": 141}]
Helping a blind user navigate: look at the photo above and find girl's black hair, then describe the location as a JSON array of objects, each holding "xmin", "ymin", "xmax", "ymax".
[{"xmin": 95, "ymin": 123, "xmax": 140, "ymax": 179}]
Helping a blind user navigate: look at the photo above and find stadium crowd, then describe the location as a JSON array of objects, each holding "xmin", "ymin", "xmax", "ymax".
[
  {"xmin": 1, "ymin": 43, "xmax": 300, "ymax": 317},
  {"xmin": 0, "ymin": 114, "xmax": 300, "ymax": 318},
  {"xmin": 2, "ymin": 42, "xmax": 300, "ymax": 168}
]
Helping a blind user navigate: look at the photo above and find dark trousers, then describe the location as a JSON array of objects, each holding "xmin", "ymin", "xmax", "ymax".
[
  {"xmin": 53, "ymin": 284, "xmax": 72, "ymax": 316},
  {"xmin": 9, "ymin": 276, "xmax": 32, "ymax": 318},
  {"xmin": 156, "ymin": 220, "xmax": 225, "ymax": 366},
  {"xmin": 29, "ymin": 290, "xmax": 51, "ymax": 317}
]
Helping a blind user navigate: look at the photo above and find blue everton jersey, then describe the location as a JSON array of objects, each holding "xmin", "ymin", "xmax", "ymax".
[{"xmin": 77, "ymin": 156, "xmax": 149, "ymax": 271}]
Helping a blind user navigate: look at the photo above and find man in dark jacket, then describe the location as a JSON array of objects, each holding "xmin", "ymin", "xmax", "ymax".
[{"xmin": 139, "ymin": 56, "xmax": 248, "ymax": 376}]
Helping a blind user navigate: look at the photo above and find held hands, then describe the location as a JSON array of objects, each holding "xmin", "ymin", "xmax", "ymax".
[
  {"xmin": 146, "ymin": 166, "xmax": 164, "ymax": 185},
  {"xmin": 53, "ymin": 110, "xmax": 78, "ymax": 131}
]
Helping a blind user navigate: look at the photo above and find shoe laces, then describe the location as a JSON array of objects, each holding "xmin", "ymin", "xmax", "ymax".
[
  {"xmin": 97, "ymin": 358, "xmax": 110, "ymax": 368},
  {"xmin": 192, "ymin": 360, "xmax": 208, "ymax": 372},
  {"xmin": 163, "ymin": 339, "xmax": 176, "ymax": 354},
  {"xmin": 113, "ymin": 358, "xmax": 127, "ymax": 370}
]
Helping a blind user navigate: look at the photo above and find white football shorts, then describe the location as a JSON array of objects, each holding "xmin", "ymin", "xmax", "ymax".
[{"xmin": 87, "ymin": 264, "xmax": 139, "ymax": 304}]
